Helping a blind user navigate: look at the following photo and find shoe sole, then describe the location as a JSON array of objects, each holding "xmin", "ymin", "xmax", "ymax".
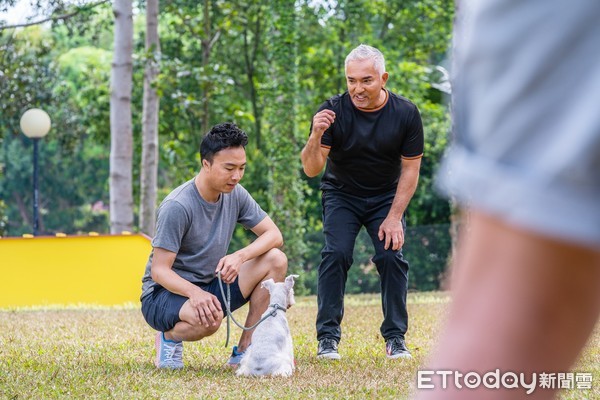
[
  {"xmin": 317, "ymin": 353, "xmax": 341, "ymax": 360},
  {"xmin": 154, "ymin": 332, "xmax": 161, "ymax": 368},
  {"xmin": 156, "ymin": 363, "xmax": 184, "ymax": 369}
]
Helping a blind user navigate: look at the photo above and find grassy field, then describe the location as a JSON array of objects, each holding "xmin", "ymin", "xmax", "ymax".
[{"xmin": 0, "ymin": 292, "xmax": 598, "ymax": 399}]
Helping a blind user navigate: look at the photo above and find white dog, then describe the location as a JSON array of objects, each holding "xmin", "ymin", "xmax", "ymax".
[{"xmin": 236, "ymin": 274, "xmax": 299, "ymax": 377}]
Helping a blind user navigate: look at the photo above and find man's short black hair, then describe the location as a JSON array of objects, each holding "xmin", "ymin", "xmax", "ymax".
[{"xmin": 200, "ymin": 122, "xmax": 248, "ymax": 163}]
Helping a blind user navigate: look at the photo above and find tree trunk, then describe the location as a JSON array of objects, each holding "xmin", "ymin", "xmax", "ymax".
[
  {"xmin": 139, "ymin": 0, "xmax": 160, "ymax": 236},
  {"xmin": 109, "ymin": 0, "xmax": 134, "ymax": 234}
]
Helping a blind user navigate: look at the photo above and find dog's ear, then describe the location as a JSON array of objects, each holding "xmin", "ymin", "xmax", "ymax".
[
  {"xmin": 287, "ymin": 287, "xmax": 296, "ymax": 308},
  {"xmin": 261, "ymin": 278, "xmax": 275, "ymax": 291},
  {"xmin": 284, "ymin": 274, "xmax": 299, "ymax": 291}
]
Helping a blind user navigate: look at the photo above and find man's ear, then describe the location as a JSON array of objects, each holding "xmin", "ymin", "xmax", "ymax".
[{"xmin": 381, "ymin": 71, "xmax": 389, "ymax": 87}]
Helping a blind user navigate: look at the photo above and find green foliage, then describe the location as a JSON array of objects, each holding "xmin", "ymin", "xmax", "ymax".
[
  {"xmin": 405, "ymin": 224, "xmax": 451, "ymax": 290},
  {"xmin": 262, "ymin": 0, "xmax": 308, "ymax": 282},
  {"xmin": 0, "ymin": 13, "xmax": 114, "ymax": 235},
  {"xmin": 0, "ymin": 199, "xmax": 7, "ymax": 236},
  {"xmin": 1, "ymin": 27, "xmax": 59, "ymax": 140},
  {"xmin": 55, "ymin": 45, "xmax": 112, "ymax": 143},
  {"xmin": 0, "ymin": 134, "xmax": 110, "ymax": 235}
]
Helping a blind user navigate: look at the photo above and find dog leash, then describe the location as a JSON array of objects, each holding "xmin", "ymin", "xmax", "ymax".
[{"xmin": 217, "ymin": 271, "xmax": 287, "ymax": 347}]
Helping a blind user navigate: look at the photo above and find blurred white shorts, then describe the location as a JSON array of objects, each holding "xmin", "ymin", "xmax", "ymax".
[{"xmin": 437, "ymin": 0, "xmax": 600, "ymax": 247}]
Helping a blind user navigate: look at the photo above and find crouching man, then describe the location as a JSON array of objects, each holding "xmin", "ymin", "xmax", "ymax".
[{"xmin": 140, "ymin": 122, "xmax": 287, "ymax": 369}]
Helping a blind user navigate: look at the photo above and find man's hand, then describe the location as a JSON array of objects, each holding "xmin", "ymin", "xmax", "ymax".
[
  {"xmin": 302, "ymin": 109, "xmax": 335, "ymax": 177},
  {"xmin": 312, "ymin": 109, "xmax": 336, "ymax": 137},
  {"xmin": 188, "ymin": 287, "xmax": 222, "ymax": 328},
  {"xmin": 216, "ymin": 252, "xmax": 245, "ymax": 284},
  {"xmin": 378, "ymin": 215, "xmax": 405, "ymax": 251}
]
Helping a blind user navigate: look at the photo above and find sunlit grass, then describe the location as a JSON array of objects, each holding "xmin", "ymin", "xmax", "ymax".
[{"xmin": 0, "ymin": 293, "xmax": 597, "ymax": 399}]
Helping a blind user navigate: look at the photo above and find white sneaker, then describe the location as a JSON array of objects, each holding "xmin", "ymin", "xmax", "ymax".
[{"xmin": 155, "ymin": 332, "xmax": 184, "ymax": 369}]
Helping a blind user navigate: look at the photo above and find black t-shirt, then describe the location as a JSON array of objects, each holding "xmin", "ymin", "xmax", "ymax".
[{"xmin": 311, "ymin": 90, "xmax": 424, "ymax": 196}]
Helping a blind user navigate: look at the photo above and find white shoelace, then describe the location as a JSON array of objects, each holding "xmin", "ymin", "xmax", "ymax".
[{"xmin": 161, "ymin": 340, "xmax": 183, "ymax": 367}]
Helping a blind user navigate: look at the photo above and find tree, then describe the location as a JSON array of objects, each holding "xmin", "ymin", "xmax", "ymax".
[
  {"xmin": 1, "ymin": 4, "xmax": 114, "ymax": 236},
  {"xmin": 226, "ymin": 0, "xmax": 267, "ymax": 149},
  {"xmin": 139, "ymin": 0, "xmax": 160, "ymax": 236},
  {"xmin": 109, "ymin": 0, "xmax": 133, "ymax": 234}
]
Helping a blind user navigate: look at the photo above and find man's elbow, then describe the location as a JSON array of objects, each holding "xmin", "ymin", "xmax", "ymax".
[
  {"xmin": 300, "ymin": 158, "xmax": 311, "ymax": 177},
  {"xmin": 150, "ymin": 267, "xmax": 161, "ymax": 283},
  {"xmin": 303, "ymin": 165, "xmax": 320, "ymax": 178},
  {"xmin": 274, "ymin": 231, "xmax": 284, "ymax": 248},
  {"xmin": 301, "ymin": 159, "xmax": 322, "ymax": 177}
]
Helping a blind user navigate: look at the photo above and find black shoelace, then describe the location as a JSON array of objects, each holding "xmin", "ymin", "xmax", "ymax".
[
  {"xmin": 388, "ymin": 338, "xmax": 405, "ymax": 353},
  {"xmin": 320, "ymin": 338, "xmax": 338, "ymax": 352}
]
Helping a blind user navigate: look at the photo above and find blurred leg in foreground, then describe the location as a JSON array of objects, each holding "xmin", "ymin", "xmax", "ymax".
[
  {"xmin": 418, "ymin": 211, "xmax": 600, "ymax": 399},
  {"xmin": 418, "ymin": 0, "xmax": 600, "ymax": 398}
]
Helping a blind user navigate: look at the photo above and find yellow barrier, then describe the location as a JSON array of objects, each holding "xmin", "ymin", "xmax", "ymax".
[{"xmin": 0, "ymin": 234, "xmax": 152, "ymax": 308}]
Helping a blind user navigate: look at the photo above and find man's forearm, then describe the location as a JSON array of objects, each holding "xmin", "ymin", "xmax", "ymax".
[
  {"xmin": 152, "ymin": 265, "xmax": 202, "ymax": 298},
  {"xmin": 235, "ymin": 228, "xmax": 283, "ymax": 263},
  {"xmin": 389, "ymin": 168, "xmax": 420, "ymax": 219},
  {"xmin": 301, "ymin": 134, "xmax": 327, "ymax": 177}
]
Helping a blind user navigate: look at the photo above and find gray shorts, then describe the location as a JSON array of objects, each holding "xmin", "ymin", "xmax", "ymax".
[
  {"xmin": 141, "ymin": 277, "xmax": 248, "ymax": 332},
  {"xmin": 437, "ymin": 0, "xmax": 600, "ymax": 247}
]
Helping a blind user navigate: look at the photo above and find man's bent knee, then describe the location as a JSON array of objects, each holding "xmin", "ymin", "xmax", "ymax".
[
  {"xmin": 180, "ymin": 314, "xmax": 224, "ymax": 341},
  {"xmin": 178, "ymin": 302, "xmax": 225, "ymax": 340},
  {"xmin": 264, "ymin": 248, "xmax": 288, "ymax": 276}
]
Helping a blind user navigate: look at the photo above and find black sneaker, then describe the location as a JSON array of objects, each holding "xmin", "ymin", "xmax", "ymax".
[
  {"xmin": 317, "ymin": 338, "xmax": 341, "ymax": 360},
  {"xmin": 386, "ymin": 337, "xmax": 412, "ymax": 359}
]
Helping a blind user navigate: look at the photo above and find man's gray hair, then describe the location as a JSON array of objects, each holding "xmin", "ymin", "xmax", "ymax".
[{"xmin": 344, "ymin": 44, "xmax": 386, "ymax": 76}]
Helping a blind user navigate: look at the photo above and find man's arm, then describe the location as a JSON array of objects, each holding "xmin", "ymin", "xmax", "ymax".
[
  {"xmin": 151, "ymin": 247, "xmax": 222, "ymax": 327},
  {"xmin": 301, "ymin": 109, "xmax": 334, "ymax": 177},
  {"xmin": 378, "ymin": 157, "xmax": 422, "ymax": 250},
  {"xmin": 216, "ymin": 216, "xmax": 283, "ymax": 283},
  {"xmin": 151, "ymin": 248, "xmax": 196, "ymax": 298}
]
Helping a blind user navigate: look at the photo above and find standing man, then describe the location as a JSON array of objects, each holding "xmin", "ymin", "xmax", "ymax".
[
  {"xmin": 301, "ymin": 44, "xmax": 424, "ymax": 360},
  {"xmin": 141, "ymin": 122, "xmax": 288, "ymax": 369}
]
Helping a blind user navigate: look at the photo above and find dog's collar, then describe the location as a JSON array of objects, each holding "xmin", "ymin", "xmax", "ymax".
[{"xmin": 268, "ymin": 303, "xmax": 287, "ymax": 314}]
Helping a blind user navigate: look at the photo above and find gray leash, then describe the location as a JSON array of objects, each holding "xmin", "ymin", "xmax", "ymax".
[{"xmin": 217, "ymin": 271, "xmax": 286, "ymax": 347}]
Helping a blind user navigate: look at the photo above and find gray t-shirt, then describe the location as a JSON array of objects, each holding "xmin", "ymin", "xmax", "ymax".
[{"xmin": 140, "ymin": 179, "xmax": 267, "ymax": 299}]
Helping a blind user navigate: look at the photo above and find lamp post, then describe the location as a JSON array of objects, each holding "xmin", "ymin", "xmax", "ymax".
[{"xmin": 20, "ymin": 108, "xmax": 51, "ymax": 236}]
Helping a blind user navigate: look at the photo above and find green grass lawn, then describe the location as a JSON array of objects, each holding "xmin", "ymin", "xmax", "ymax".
[{"xmin": 0, "ymin": 293, "xmax": 598, "ymax": 399}]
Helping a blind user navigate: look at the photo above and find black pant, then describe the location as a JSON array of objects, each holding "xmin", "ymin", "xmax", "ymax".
[{"xmin": 316, "ymin": 189, "xmax": 409, "ymax": 343}]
